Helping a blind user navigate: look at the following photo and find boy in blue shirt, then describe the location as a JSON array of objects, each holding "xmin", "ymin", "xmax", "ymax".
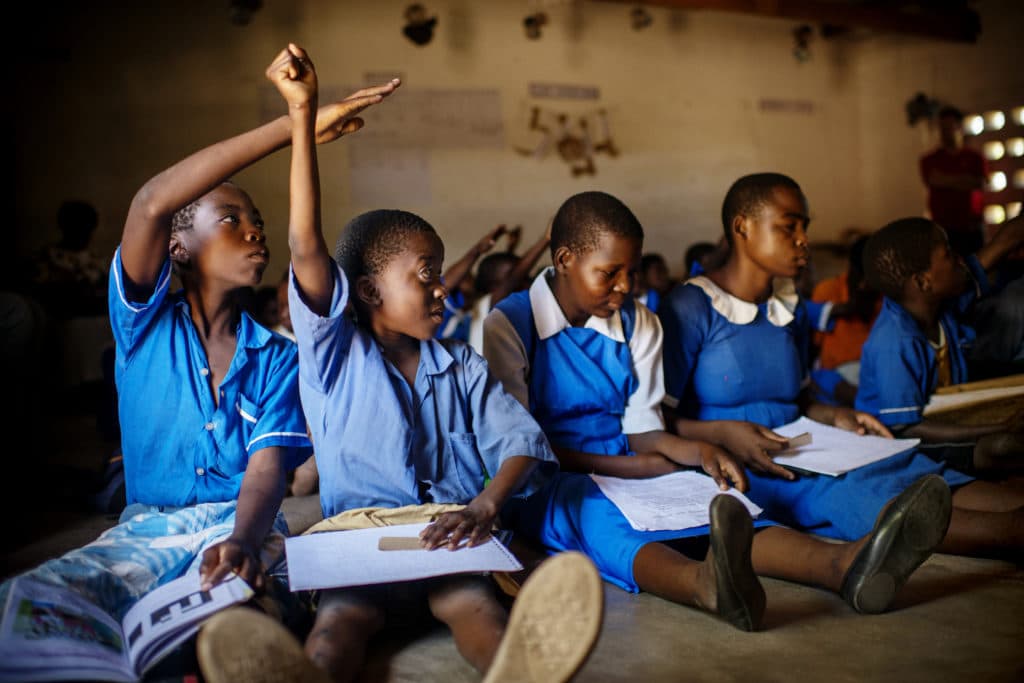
[
  {"xmin": 0, "ymin": 44, "xmax": 402, "ymax": 636},
  {"xmin": 213, "ymin": 44, "xmax": 601, "ymax": 683},
  {"xmin": 857, "ymin": 216, "xmax": 1024, "ymax": 476}
]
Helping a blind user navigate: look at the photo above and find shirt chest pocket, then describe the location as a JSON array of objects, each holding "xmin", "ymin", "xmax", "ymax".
[
  {"xmin": 209, "ymin": 393, "xmax": 261, "ymax": 475},
  {"xmin": 440, "ymin": 432, "xmax": 487, "ymax": 503}
]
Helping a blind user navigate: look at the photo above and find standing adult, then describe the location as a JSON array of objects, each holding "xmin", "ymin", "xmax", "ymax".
[{"xmin": 919, "ymin": 106, "xmax": 989, "ymax": 256}]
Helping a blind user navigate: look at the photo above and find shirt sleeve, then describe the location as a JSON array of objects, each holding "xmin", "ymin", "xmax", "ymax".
[
  {"xmin": 482, "ymin": 308, "xmax": 531, "ymax": 410},
  {"xmin": 288, "ymin": 261, "xmax": 355, "ymax": 395},
  {"xmin": 245, "ymin": 342, "xmax": 314, "ymax": 469},
  {"xmin": 461, "ymin": 347, "xmax": 557, "ymax": 498},
  {"xmin": 622, "ymin": 303, "xmax": 667, "ymax": 434},
  {"xmin": 856, "ymin": 334, "xmax": 931, "ymax": 428},
  {"xmin": 107, "ymin": 246, "xmax": 173, "ymax": 361},
  {"xmin": 658, "ymin": 284, "xmax": 709, "ymax": 411}
]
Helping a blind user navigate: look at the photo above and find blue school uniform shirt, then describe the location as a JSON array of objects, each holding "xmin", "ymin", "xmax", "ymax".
[
  {"xmin": 855, "ymin": 255, "xmax": 988, "ymax": 428},
  {"xmin": 855, "ymin": 298, "xmax": 972, "ymax": 428},
  {"xmin": 108, "ymin": 248, "xmax": 312, "ymax": 507},
  {"xmin": 288, "ymin": 263, "xmax": 556, "ymax": 518},
  {"xmin": 660, "ymin": 276, "xmax": 810, "ymax": 427}
]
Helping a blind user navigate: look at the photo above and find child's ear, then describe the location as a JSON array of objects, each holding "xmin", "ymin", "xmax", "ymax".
[
  {"xmin": 169, "ymin": 235, "xmax": 190, "ymax": 269},
  {"xmin": 356, "ymin": 275, "xmax": 382, "ymax": 307},
  {"xmin": 553, "ymin": 245, "xmax": 575, "ymax": 273},
  {"xmin": 912, "ymin": 271, "xmax": 932, "ymax": 293},
  {"xmin": 731, "ymin": 215, "xmax": 748, "ymax": 242}
]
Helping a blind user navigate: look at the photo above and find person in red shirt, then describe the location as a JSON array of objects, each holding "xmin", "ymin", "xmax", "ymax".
[{"xmin": 919, "ymin": 106, "xmax": 988, "ymax": 256}]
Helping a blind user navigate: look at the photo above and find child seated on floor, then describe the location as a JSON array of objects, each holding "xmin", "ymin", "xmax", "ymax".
[
  {"xmin": 483, "ymin": 190, "xmax": 952, "ymax": 632},
  {"xmin": 659, "ymin": 173, "xmax": 1024, "ymax": 564},
  {"xmin": 0, "ymin": 43, "xmax": 334, "ymax": 647},
  {"xmin": 197, "ymin": 44, "xmax": 603, "ymax": 683},
  {"xmin": 856, "ymin": 215, "xmax": 1024, "ymax": 475}
]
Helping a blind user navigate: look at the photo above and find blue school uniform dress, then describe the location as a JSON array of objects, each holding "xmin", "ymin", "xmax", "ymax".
[
  {"xmin": 0, "ymin": 249, "xmax": 312, "ymax": 619},
  {"xmin": 660, "ymin": 276, "xmax": 970, "ymax": 542},
  {"xmin": 485, "ymin": 269, "xmax": 772, "ymax": 592},
  {"xmin": 288, "ymin": 263, "xmax": 556, "ymax": 520}
]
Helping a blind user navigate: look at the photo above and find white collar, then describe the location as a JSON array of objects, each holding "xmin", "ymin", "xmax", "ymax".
[
  {"xmin": 686, "ymin": 275, "xmax": 799, "ymax": 327},
  {"xmin": 528, "ymin": 268, "xmax": 625, "ymax": 342}
]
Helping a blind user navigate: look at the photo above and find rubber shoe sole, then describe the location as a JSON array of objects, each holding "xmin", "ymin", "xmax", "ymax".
[
  {"xmin": 197, "ymin": 606, "xmax": 329, "ymax": 683},
  {"xmin": 708, "ymin": 494, "xmax": 766, "ymax": 632},
  {"xmin": 841, "ymin": 474, "xmax": 953, "ymax": 614},
  {"xmin": 483, "ymin": 551, "xmax": 604, "ymax": 683}
]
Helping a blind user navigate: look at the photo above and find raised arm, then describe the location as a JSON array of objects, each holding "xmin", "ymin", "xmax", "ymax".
[
  {"xmin": 490, "ymin": 226, "xmax": 550, "ymax": 304},
  {"xmin": 442, "ymin": 225, "xmax": 507, "ymax": 293},
  {"xmin": 284, "ymin": 70, "xmax": 401, "ymax": 316}
]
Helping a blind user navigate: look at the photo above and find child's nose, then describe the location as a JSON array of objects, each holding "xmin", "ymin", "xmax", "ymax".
[
  {"xmin": 614, "ymin": 272, "xmax": 632, "ymax": 294},
  {"xmin": 246, "ymin": 228, "xmax": 266, "ymax": 243},
  {"xmin": 434, "ymin": 282, "xmax": 448, "ymax": 300}
]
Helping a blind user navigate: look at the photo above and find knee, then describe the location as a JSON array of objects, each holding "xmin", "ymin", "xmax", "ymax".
[
  {"xmin": 427, "ymin": 578, "xmax": 503, "ymax": 626},
  {"xmin": 313, "ymin": 597, "xmax": 385, "ymax": 635}
]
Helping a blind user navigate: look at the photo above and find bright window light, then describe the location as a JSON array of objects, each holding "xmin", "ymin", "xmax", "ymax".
[
  {"xmin": 984, "ymin": 205, "xmax": 1006, "ymax": 225},
  {"xmin": 1006, "ymin": 138, "xmax": 1024, "ymax": 157},
  {"xmin": 1007, "ymin": 202, "xmax": 1022, "ymax": 220},
  {"xmin": 984, "ymin": 110, "xmax": 1006, "ymax": 131},
  {"xmin": 964, "ymin": 114, "xmax": 984, "ymax": 136},
  {"xmin": 1012, "ymin": 106, "xmax": 1024, "ymax": 126},
  {"xmin": 983, "ymin": 141, "xmax": 1005, "ymax": 160},
  {"xmin": 1014, "ymin": 169, "xmax": 1024, "ymax": 189},
  {"xmin": 988, "ymin": 171, "xmax": 1007, "ymax": 192}
]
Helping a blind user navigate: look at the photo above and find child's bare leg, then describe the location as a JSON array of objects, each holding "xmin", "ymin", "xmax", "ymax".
[
  {"xmin": 634, "ymin": 496, "xmax": 764, "ymax": 631},
  {"xmin": 939, "ymin": 506, "xmax": 1024, "ymax": 558},
  {"xmin": 755, "ymin": 474, "xmax": 951, "ymax": 614},
  {"xmin": 304, "ymin": 589, "xmax": 386, "ymax": 683},
  {"xmin": 973, "ymin": 432, "xmax": 1024, "ymax": 475},
  {"xmin": 751, "ymin": 527, "xmax": 860, "ymax": 592},
  {"xmin": 950, "ymin": 480, "xmax": 1024, "ymax": 512},
  {"xmin": 426, "ymin": 575, "xmax": 507, "ymax": 673}
]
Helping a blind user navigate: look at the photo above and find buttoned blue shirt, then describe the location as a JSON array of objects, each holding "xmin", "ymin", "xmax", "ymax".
[
  {"xmin": 855, "ymin": 255, "xmax": 986, "ymax": 429},
  {"xmin": 109, "ymin": 248, "xmax": 312, "ymax": 506},
  {"xmin": 289, "ymin": 263, "xmax": 556, "ymax": 518}
]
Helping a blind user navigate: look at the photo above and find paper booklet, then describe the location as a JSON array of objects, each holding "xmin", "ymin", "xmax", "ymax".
[
  {"xmin": 771, "ymin": 416, "xmax": 920, "ymax": 477},
  {"xmin": 285, "ymin": 522, "xmax": 523, "ymax": 591},
  {"xmin": 590, "ymin": 470, "xmax": 764, "ymax": 532},
  {"xmin": 0, "ymin": 573, "xmax": 253, "ymax": 683}
]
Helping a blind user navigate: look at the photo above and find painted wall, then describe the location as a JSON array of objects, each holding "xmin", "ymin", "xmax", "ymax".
[{"xmin": 12, "ymin": 0, "xmax": 1019, "ymax": 281}]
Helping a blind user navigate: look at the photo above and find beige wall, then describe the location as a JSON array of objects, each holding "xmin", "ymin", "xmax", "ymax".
[{"xmin": 14, "ymin": 0, "xmax": 1020, "ymax": 281}]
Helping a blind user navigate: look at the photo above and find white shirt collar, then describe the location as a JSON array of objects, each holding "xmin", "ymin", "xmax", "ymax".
[
  {"xmin": 528, "ymin": 267, "xmax": 625, "ymax": 342},
  {"xmin": 686, "ymin": 275, "xmax": 799, "ymax": 327}
]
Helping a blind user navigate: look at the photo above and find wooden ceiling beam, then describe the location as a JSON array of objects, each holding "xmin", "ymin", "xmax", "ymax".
[{"xmin": 595, "ymin": 0, "xmax": 980, "ymax": 42}]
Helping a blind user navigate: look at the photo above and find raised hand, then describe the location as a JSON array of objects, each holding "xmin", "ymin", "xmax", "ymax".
[
  {"xmin": 314, "ymin": 79, "xmax": 402, "ymax": 144},
  {"xmin": 266, "ymin": 43, "xmax": 317, "ymax": 110}
]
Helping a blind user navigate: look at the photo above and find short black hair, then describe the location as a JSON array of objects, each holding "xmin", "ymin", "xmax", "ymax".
[
  {"xmin": 334, "ymin": 209, "xmax": 438, "ymax": 293},
  {"xmin": 938, "ymin": 105, "xmax": 964, "ymax": 122},
  {"xmin": 474, "ymin": 251, "xmax": 519, "ymax": 295},
  {"xmin": 640, "ymin": 253, "xmax": 666, "ymax": 274},
  {"xmin": 170, "ymin": 180, "xmax": 241, "ymax": 235},
  {"xmin": 550, "ymin": 191, "xmax": 644, "ymax": 257},
  {"xmin": 863, "ymin": 217, "xmax": 945, "ymax": 300},
  {"xmin": 720, "ymin": 173, "xmax": 804, "ymax": 245},
  {"xmin": 684, "ymin": 242, "xmax": 715, "ymax": 273}
]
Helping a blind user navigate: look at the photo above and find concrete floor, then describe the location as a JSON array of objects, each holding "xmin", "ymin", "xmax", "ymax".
[{"xmin": 5, "ymin": 415, "xmax": 1024, "ymax": 682}]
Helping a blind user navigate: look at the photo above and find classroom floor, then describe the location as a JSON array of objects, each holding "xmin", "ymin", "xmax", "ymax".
[{"xmin": 5, "ymin": 413, "xmax": 1024, "ymax": 683}]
